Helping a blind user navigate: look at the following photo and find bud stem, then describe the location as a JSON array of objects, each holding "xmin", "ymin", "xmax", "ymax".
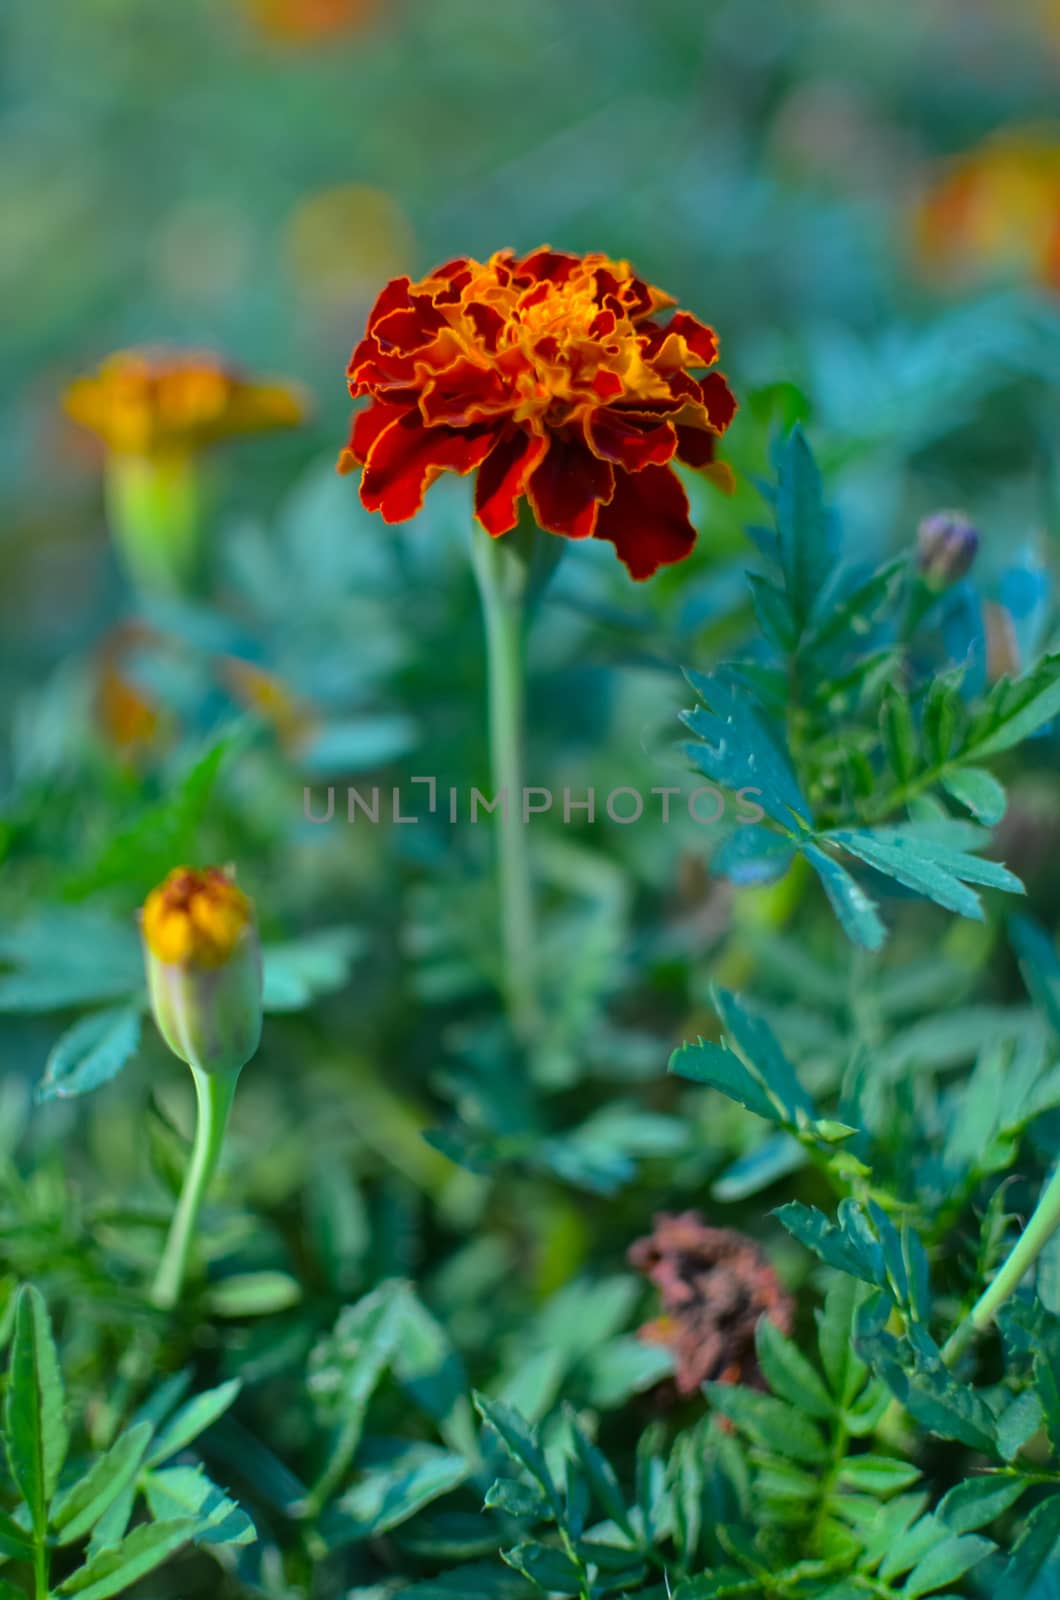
[
  {"xmin": 151, "ymin": 1064, "xmax": 238, "ymax": 1311},
  {"xmin": 942, "ymin": 1161, "xmax": 1060, "ymax": 1365}
]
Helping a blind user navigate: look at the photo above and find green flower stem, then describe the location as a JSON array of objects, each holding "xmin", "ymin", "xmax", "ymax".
[
  {"xmin": 34, "ymin": 1539, "xmax": 47, "ymax": 1600},
  {"xmin": 943, "ymin": 1162, "xmax": 1060, "ymax": 1365},
  {"xmin": 105, "ymin": 451, "xmax": 204, "ymax": 597},
  {"xmin": 151, "ymin": 1065, "xmax": 238, "ymax": 1311},
  {"xmin": 470, "ymin": 514, "xmax": 556, "ymax": 1043}
]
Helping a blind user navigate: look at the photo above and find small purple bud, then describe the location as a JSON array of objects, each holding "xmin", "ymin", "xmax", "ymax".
[{"xmin": 917, "ymin": 510, "xmax": 979, "ymax": 588}]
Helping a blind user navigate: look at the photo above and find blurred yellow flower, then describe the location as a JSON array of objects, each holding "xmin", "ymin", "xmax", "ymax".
[
  {"xmin": 914, "ymin": 128, "xmax": 1060, "ymax": 291},
  {"xmin": 244, "ymin": 0, "xmax": 384, "ymax": 45},
  {"xmin": 286, "ymin": 185, "xmax": 414, "ymax": 313},
  {"xmin": 64, "ymin": 349, "xmax": 307, "ymax": 460}
]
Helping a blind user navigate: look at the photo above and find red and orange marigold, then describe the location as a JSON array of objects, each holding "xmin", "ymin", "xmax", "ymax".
[{"xmin": 339, "ymin": 247, "xmax": 737, "ymax": 580}]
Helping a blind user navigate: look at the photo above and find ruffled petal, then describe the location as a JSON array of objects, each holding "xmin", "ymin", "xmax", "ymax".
[
  {"xmin": 585, "ymin": 407, "xmax": 677, "ymax": 472},
  {"xmin": 361, "ymin": 413, "xmax": 497, "ymax": 523},
  {"xmin": 365, "ymin": 276, "xmax": 412, "ymax": 333},
  {"xmin": 338, "ymin": 399, "xmax": 408, "ymax": 474},
  {"xmin": 527, "ymin": 435, "xmax": 614, "ymax": 539},
  {"xmin": 593, "ymin": 464, "xmax": 696, "ymax": 579},
  {"xmin": 514, "ymin": 247, "xmax": 581, "ymax": 286},
  {"xmin": 674, "ymin": 424, "xmax": 717, "ymax": 469},
  {"xmin": 700, "ymin": 370, "xmax": 738, "ymax": 430},
  {"xmin": 419, "ymin": 355, "xmax": 510, "ymax": 427},
  {"xmin": 474, "ymin": 428, "xmax": 549, "ymax": 536},
  {"xmin": 644, "ymin": 311, "xmax": 720, "ymax": 371}
]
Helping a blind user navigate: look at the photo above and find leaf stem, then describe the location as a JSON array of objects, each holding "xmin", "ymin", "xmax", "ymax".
[
  {"xmin": 151, "ymin": 1065, "xmax": 238, "ymax": 1311},
  {"xmin": 943, "ymin": 1162, "xmax": 1060, "ymax": 1365}
]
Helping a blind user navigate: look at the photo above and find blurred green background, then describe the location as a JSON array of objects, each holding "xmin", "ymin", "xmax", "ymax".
[{"xmin": 4, "ymin": 0, "xmax": 1060, "ymax": 665}]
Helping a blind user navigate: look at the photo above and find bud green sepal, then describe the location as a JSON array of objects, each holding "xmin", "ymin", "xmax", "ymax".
[{"xmin": 145, "ymin": 924, "xmax": 262, "ymax": 1077}]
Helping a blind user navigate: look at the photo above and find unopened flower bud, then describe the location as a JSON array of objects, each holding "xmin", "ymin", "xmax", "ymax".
[
  {"xmin": 917, "ymin": 509, "xmax": 979, "ymax": 588},
  {"xmin": 141, "ymin": 866, "xmax": 262, "ymax": 1077}
]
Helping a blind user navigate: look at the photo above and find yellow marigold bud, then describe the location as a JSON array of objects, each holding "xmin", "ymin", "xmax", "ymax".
[{"xmin": 141, "ymin": 866, "xmax": 262, "ymax": 1076}]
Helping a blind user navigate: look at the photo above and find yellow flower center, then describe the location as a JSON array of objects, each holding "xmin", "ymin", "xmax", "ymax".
[{"xmin": 142, "ymin": 867, "xmax": 252, "ymax": 968}]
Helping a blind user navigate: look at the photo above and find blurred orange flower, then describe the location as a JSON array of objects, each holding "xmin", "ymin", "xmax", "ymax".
[
  {"xmin": 96, "ymin": 624, "xmax": 165, "ymax": 760},
  {"xmin": 245, "ymin": 0, "xmax": 382, "ymax": 44},
  {"xmin": 221, "ymin": 657, "xmax": 314, "ymax": 751},
  {"xmin": 64, "ymin": 349, "xmax": 308, "ymax": 459},
  {"xmin": 914, "ymin": 128, "xmax": 1060, "ymax": 291},
  {"xmin": 340, "ymin": 247, "xmax": 737, "ymax": 580}
]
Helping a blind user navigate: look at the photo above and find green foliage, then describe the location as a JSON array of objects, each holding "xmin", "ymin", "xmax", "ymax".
[
  {"xmin": 4, "ymin": 7, "xmax": 1060, "ymax": 1595},
  {"xmin": 681, "ymin": 430, "xmax": 1050, "ymax": 950},
  {"xmin": 0, "ymin": 1287, "xmax": 251, "ymax": 1597}
]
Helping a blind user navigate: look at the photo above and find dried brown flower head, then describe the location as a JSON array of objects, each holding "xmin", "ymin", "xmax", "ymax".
[{"xmin": 628, "ymin": 1210, "xmax": 793, "ymax": 1396}]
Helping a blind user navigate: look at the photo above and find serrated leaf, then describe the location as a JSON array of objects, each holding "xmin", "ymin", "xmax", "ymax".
[
  {"xmin": 997, "ymin": 1491, "xmax": 1060, "ymax": 1600},
  {"xmin": 203, "ymin": 1271, "xmax": 302, "ymax": 1317},
  {"xmin": 39, "ymin": 1006, "xmax": 142, "ymax": 1103},
  {"xmin": 1010, "ymin": 915, "xmax": 1060, "ymax": 1036},
  {"xmin": 775, "ymin": 1201, "xmax": 885, "ymax": 1288},
  {"xmin": 971, "ymin": 652, "xmax": 1060, "ymax": 757},
  {"xmin": 921, "ymin": 675, "xmax": 962, "ymax": 766},
  {"xmin": 881, "ymin": 688, "xmax": 918, "ymax": 785},
  {"xmin": 996, "ymin": 1390, "xmax": 1044, "ymax": 1461},
  {"xmin": 668, "ymin": 1038, "xmax": 779, "ymax": 1123},
  {"xmin": 51, "ymin": 1421, "xmax": 153, "ymax": 1545},
  {"xmin": 484, "ymin": 1478, "xmax": 549, "ymax": 1521},
  {"xmin": 473, "ymin": 1395, "xmax": 559, "ymax": 1514},
  {"xmin": 941, "ymin": 768, "xmax": 1006, "ymax": 825},
  {"xmin": 331, "ymin": 1451, "xmax": 468, "ymax": 1542},
  {"xmin": 672, "ymin": 1571, "xmax": 760, "ymax": 1598},
  {"xmin": 804, "ymin": 557, "xmax": 905, "ymax": 654},
  {"xmin": 502, "ymin": 1541, "xmax": 583, "ymax": 1594},
  {"xmin": 939, "ymin": 1475, "xmax": 1028, "ymax": 1534},
  {"xmin": 902, "ymin": 1531, "xmax": 994, "ymax": 1597},
  {"xmin": 142, "ymin": 1464, "xmax": 256, "ymax": 1546},
  {"xmin": 712, "ymin": 989, "xmax": 815, "ymax": 1120},
  {"xmin": 681, "ymin": 667, "xmax": 810, "ymax": 832},
  {"xmin": 145, "ymin": 1378, "xmax": 242, "ymax": 1467},
  {"xmin": 775, "ymin": 424, "xmax": 834, "ymax": 630},
  {"xmin": 803, "ymin": 843, "xmax": 886, "ymax": 951},
  {"xmin": 830, "ymin": 827, "xmax": 1023, "ymax": 920},
  {"xmin": 5, "ymin": 1285, "xmax": 68, "ymax": 1536},
  {"xmin": 712, "ymin": 825, "xmax": 796, "ymax": 887},
  {"xmin": 57, "ymin": 1516, "xmax": 199, "ymax": 1598},
  {"xmin": 754, "ymin": 1319, "xmax": 833, "ymax": 1420},
  {"xmin": 0, "ymin": 1507, "xmax": 34, "ymax": 1561},
  {"xmin": 816, "ymin": 1276, "xmax": 868, "ymax": 1403},
  {"xmin": 704, "ymin": 1384, "xmax": 829, "ymax": 1465},
  {"xmin": 836, "ymin": 1454, "xmax": 920, "ymax": 1494},
  {"xmin": 568, "ymin": 1417, "xmax": 635, "ymax": 1541}
]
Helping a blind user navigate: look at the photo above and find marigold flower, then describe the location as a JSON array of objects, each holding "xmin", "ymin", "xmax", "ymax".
[
  {"xmin": 64, "ymin": 349, "xmax": 306, "ymax": 459},
  {"xmin": 142, "ymin": 866, "xmax": 262, "ymax": 1076},
  {"xmin": 339, "ymin": 247, "xmax": 737, "ymax": 580},
  {"xmin": 629, "ymin": 1211, "xmax": 793, "ymax": 1395},
  {"xmin": 913, "ymin": 130, "xmax": 1060, "ymax": 292}
]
